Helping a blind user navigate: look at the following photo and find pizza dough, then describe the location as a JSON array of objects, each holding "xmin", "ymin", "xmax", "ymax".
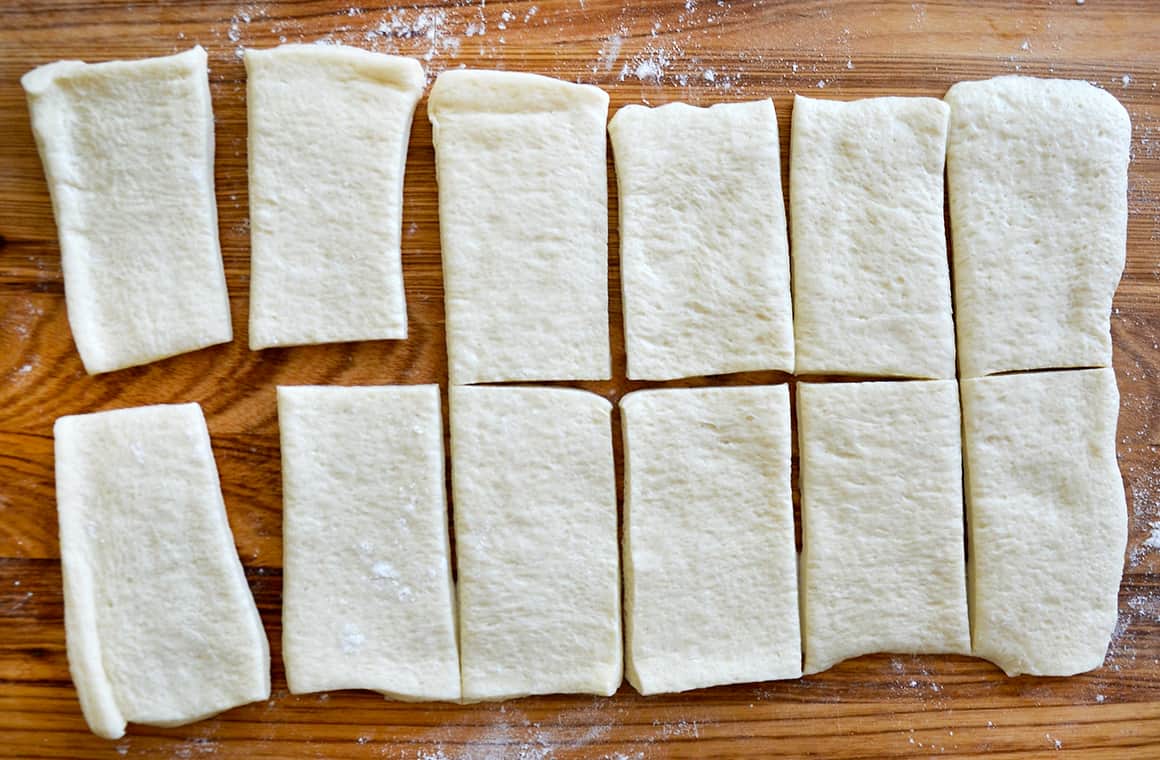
[
  {"xmin": 620, "ymin": 386, "xmax": 801, "ymax": 694},
  {"xmin": 797, "ymin": 380, "xmax": 970, "ymax": 674},
  {"xmin": 961, "ymin": 368, "xmax": 1127, "ymax": 676},
  {"xmin": 945, "ymin": 76, "xmax": 1130, "ymax": 377},
  {"xmin": 54, "ymin": 403, "xmax": 269, "ymax": 739},
  {"xmin": 428, "ymin": 70, "xmax": 611, "ymax": 384},
  {"xmin": 450, "ymin": 386, "xmax": 621, "ymax": 700},
  {"xmin": 22, "ymin": 47, "xmax": 232, "ymax": 374},
  {"xmin": 608, "ymin": 100, "xmax": 794, "ymax": 380},
  {"xmin": 277, "ymin": 385, "xmax": 459, "ymax": 700},
  {"xmin": 246, "ymin": 46, "xmax": 424, "ymax": 349},
  {"xmin": 790, "ymin": 95, "xmax": 955, "ymax": 379}
]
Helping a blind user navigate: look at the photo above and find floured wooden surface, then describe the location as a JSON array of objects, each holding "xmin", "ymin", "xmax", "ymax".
[{"xmin": 2, "ymin": 0, "xmax": 1159, "ymax": 757}]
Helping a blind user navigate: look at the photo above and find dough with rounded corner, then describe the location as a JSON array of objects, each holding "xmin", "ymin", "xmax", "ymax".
[
  {"xmin": 945, "ymin": 76, "xmax": 1130, "ymax": 377},
  {"xmin": 962, "ymin": 368, "xmax": 1127, "ymax": 676}
]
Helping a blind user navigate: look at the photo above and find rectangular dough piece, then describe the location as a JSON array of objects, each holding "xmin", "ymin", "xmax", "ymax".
[
  {"xmin": 22, "ymin": 47, "xmax": 232, "ymax": 374},
  {"xmin": 620, "ymin": 386, "xmax": 801, "ymax": 694},
  {"xmin": 54, "ymin": 403, "xmax": 269, "ymax": 739},
  {"xmin": 450, "ymin": 386, "xmax": 621, "ymax": 700},
  {"xmin": 790, "ymin": 95, "xmax": 955, "ymax": 379},
  {"xmin": 246, "ymin": 46, "xmax": 425, "ymax": 349},
  {"xmin": 797, "ymin": 380, "xmax": 970, "ymax": 674},
  {"xmin": 945, "ymin": 76, "xmax": 1130, "ymax": 378},
  {"xmin": 277, "ymin": 384, "xmax": 459, "ymax": 700},
  {"xmin": 608, "ymin": 100, "xmax": 794, "ymax": 380},
  {"xmin": 428, "ymin": 70, "xmax": 611, "ymax": 384},
  {"xmin": 961, "ymin": 368, "xmax": 1127, "ymax": 676}
]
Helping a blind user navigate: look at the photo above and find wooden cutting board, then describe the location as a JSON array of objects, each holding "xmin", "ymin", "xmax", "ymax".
[{"xmin": 2, "ymin": 1, "xmax": 1158, "ymax": 757}]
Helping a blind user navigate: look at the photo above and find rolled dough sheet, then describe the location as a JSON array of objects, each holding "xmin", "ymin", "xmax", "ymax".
[
  {"xmin": 608, "ymin": 100, "xmax": 794, "ymax": 380},
  {"xmin": 246, "ymin": 46, "xmax": 424, "ymax": 349},
  {"xmin": 277, "ymin": 384, "xmax": 459, "ymax": 700},
  {"xmin": 620, "ymin": 386, "xmax": 801, "ymax": 694},
  {"xmin": 22, "ymin": 47, "xmax": 232, "ymax": 374},
  {"xmin": 790, "ymin": 95, "xmax": 955, "ymax": 379},
  {"xmin": 798, "ymin": 380, "xmax": 970, "ymax": 674},
  {"xmin": 450, "ymin": 386, "xmax": 621, "ymax": 700},
  {"xmin": 962, "ymin": 368, "xmax": 1127, "ymax": 676},
  {"xmin": 945, "ymin": 76, "xmax": 1130, "ymax": 377},
  {"xmin": 428, "ymin": 70, "xmax": 611, "ymax": 384},
  {"xmin": 54, "ymin": 403, "xmax": 269, "ymax": 739}
]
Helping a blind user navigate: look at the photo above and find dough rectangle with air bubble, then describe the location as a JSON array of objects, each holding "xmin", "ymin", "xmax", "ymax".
[
  {"xmin": 797, "ymin": 380, "xmax": 970, "ymax": 674},
  {"xmin": 277, "ymin": 384, "xmax": 460, "ymax": 700},
  {"xmin": 54, "ymin": 403, "xmax": 269, "ymax": 739},
  {"xmin": 620, "ymin": 386, "xmax": 800, "ymax": 694},
  {"xmin": 608, "ymin": 100, "xmax": 794, "ymax": 380},
  {"xmin": 962, "ymin": 368, "xmax": 1126, "ymax": 676},
  {"xmin": 790, "ymin": 95, "xmax": 955, "ymax": 379},
  {"xmin": 451, "ymin": 386, "xmax": 621, "ymax": 700},
  {"xmin": 22, "ymin": 47, "xmax": 232, "ymax": 374},
  {"xmin": 246, "ymin": 46, "xmax": 425, "ymax": 349},
  {"xmin": 428, "ymin": 70, "xmax": 611, "ymax": 384},
  {"xmin": 945, "ymin": 76, "xmax": 1130, "ymax": 377}
]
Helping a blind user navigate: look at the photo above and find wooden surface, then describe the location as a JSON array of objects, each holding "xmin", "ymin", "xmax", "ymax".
[{"xmin": 1, "ymin": 0, "xmax": 1159, "ymax": 757}]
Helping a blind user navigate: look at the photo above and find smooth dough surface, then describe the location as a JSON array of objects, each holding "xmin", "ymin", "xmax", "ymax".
[
  {"xmin": 246, "ymin": 46, "xmax": 424, "ymax": 349},
  {"xmin": 450, "ymin": 386, "xmax": 621, "ymax": 700},
  {"xmin": 54, "ymin": 403, "xmax": 269, "ymax": 739},
  {"xmin": 620, "ymin": 386, "xmax": 801, "ymax": 694},
  {"xmin": 428, "ymin": 70, "xmax": 611, "ymax": 384},
  {"xmin": 962, "ymin": 368, "xmax": 1127, "ymax": 676},
  {"xmin": 798, "ymin": 380, "xmax": 970, "ymax": 674},
  {"xmin": 945, "ymin": 76, "xmax": 1130, "ymax": 377},
  {"xmin": 277, "ymin": 385, "xmax": 459, "ymax": 700},
  {"xmin": 790, "ymin": 95, "xmax": 955, "ymax": 379},
  {"xmin": 22, "ymin": 47, "xmax": 232, "ymax": 374},
  {"xmin": 608, "ymin": 100, "xmax": 794, "ymax": 380}
]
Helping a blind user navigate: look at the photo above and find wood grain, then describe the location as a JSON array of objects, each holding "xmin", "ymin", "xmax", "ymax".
[{"xmin": 2, "ymin": 0, "xmax": 1159, "ymax": 757}]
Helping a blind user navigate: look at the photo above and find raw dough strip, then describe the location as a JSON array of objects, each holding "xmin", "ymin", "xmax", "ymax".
[
  {"xmin": 54, "ymin": 403, "xmax": 269, "ymax": 739},
  {"xmin": 246, "ymin": 46, "xmax": 425, "ymax": 349},
  {"xmin": 278, "ymin": 384, "xmax": 460, "ymax": 700},
  {"xmin": 962, "ymin": 368, "xmax": 1127, "ymax": 676},
  {"xmin": 22, "ymin": 47, "xmax": 232, "ymax": 374},
  {"xmin": 798, "ymin": 380, "xmax": 970, "ymax": 674},
  {"xmin": 620, "ymin": 386, "xmax": 801, "ymax": 694},
  {"xmin": 608, "ymin": 100, "xmax": 795, "ymax": 380},
  {"xmin": 790, "ymin": 95, "xmax": 955, "ymax": 379},
  {"xmin": 428, "ymin": 70, "xmax": 611, "ymax": 384},
  {"xmin": 451, "ymin": 386, "xmax": 621, "ymax": 700},
  {"xmin": 945, "ymin": 76, "xmax": 1130, "ymax": 377}
]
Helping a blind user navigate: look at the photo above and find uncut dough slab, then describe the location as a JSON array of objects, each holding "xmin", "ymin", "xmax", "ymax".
[
  {"xmin": 608, "ymin": 100, "xmax": 794, "ymax": 379},
  {"xmin": 246, "ymin": 46, "xmax": 424, "ymax": 349},
  {"xmin": 946, "ymin": 76, "xmax": 1130, "ymax": 377},
  {"xmin": 790, "ymin": 95, "xmax": 955, "ymax": 379},
  {"xmin": 798, "ymin": 380, "xmax": 970, "ymax": 674},
  {"xmin": 450, "ymin": 386, "xmax": 621, "ymax": 700},
  {"xmin": 962, "ymin": 368, "xmax": 1127, "ymax": 676},
  {"xmin": 54, "ymin": 403, "xmax": 269, "ymax": 739},
  {"xmin": 428, "ymin": 70, "xmax": 611, "ymax": 384},
  {"xmin": 278, "ymin": 385, "xmax": 459, "ymax": 700},
  {"xmin": 620, "ymin": 386, "xmax": 800, "ymax": 694},
  {"xmin": 22, "ymin": 47, "xmax": 231, "ymax": 374}
]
